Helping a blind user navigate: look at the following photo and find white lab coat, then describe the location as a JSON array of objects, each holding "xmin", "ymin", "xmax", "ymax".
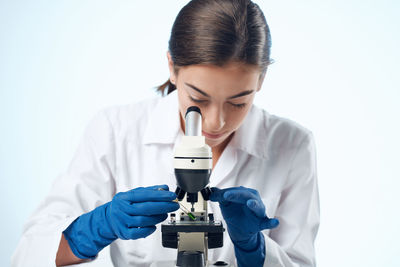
[{"xmin": 12, "ymin": 90, "xmax": 319, "ymax": 267}]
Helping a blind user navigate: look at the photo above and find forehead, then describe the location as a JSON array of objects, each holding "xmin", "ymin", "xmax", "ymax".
[{"xmin": 177, "ymin": 62, "xmax": 261, "ymax": 96}]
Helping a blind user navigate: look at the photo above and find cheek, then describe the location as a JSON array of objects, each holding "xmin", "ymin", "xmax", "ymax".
[
  {"xmin": 177, "ymin": 89, "xmax": 191, "ymax": 115},
  {"xmin": 225, "ymin": 106, "xmax": 252, "ymax": 129}
]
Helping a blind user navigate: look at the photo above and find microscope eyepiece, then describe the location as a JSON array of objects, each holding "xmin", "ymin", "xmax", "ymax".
[
  {"xmin": 185, "ymin": 106, "xmax": 202, "ymax": 137},
  {"xmin": 185, "ymin": 106, "xmax": 201, "ymax": 117}
]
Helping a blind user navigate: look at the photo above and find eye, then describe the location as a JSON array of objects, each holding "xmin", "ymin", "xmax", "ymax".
[
  {"xmin": 229, "ymin": 102, "xmax": 247, "ymax": 109},
  {"xmin": 189, "ymin": 95, "xmax": 208, "ymax": 104}
]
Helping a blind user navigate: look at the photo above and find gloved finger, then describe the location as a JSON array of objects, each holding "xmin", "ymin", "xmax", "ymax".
[
  {"xmin": 209, "ymin": 187, "xmax": 223, "ymax": 202},
  {"xmin": 246, "ymin": 199, "xmax": 266, "ymax": 218},
  {"xmin": 118, "ymin": 200, "xmax": 178, "ymax": 216},
  {"xmin": 131, "ymin": 201, "xmax": 179, "ymax": 216},
  {"xmin": 117, "ymin": 187, "xmax": 176, "ymax": 203},
  {"xmin": 124, "ymin": 226, "xmax": 157, "ymax": 240},
  {"xmin": 111, "ymin": 211, "xmax": 167, "ymax": 228},
  {"xmin": 144, "ymin": 184, "xmax": 169, "ymax": 191},
  {"xmin": 209, "ymin": 187, "xmax": 230, "ymax": 205},
  {"xmin": 223, "ymin": 188, "xmax": 259, "ymax": 205},
  {"xmin": 117, "ymin": 200, "xmax": 141, "ymax": 215},
  {"xmin": 260, "ymin": 217, "xmax": 279, "ymax": 230},
  {"xmin": 126, "ymin": 214, "xmax": 168, "ymax": 228}
]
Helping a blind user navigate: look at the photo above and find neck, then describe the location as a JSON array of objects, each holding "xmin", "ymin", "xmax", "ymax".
[{"xmin": 211, "ymin": 132, "xmax": 234, "ymax": 169}]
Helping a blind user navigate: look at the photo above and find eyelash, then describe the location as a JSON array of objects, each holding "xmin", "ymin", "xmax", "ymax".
[
  {"xmin": 189, "ymin": 96, "xmax": 247, "ymax": 109},
  {"xmin": 232, "ymin": 103, "xmax": 246, "ymax": 109}
]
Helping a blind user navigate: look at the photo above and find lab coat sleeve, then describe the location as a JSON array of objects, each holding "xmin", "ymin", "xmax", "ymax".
[
  {"xmin": 11, "ymin": 109, "xmax": 117, "ymax": 266},
  {"xmin": 263, "ymin": 132, "xmax": 320, "ymax": 267}
]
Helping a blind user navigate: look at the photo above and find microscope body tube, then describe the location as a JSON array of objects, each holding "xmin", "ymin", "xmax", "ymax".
[{"xmin": 174, "ymin": 107, "xmax": 212, "ymax": 195}]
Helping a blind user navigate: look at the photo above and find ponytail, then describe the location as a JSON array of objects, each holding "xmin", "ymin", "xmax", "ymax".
[{"xmin": 156, "ymin": 79, "xmax": 177, "ymax": 96}]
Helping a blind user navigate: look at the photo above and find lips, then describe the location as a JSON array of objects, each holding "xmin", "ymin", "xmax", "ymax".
[{"xmin": 202, "ymin": 131, "xmax": 225, "ymax": 139}]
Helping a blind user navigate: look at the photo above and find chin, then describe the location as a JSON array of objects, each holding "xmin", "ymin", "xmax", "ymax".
[{"xmin": 205, "ymin": 132, "xmax": 233, "ymax": 148}]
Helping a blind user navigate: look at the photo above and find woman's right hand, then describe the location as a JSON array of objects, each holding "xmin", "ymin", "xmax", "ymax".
[
  {"xmin": 107, "ymin": 184, "xmax": 179, "ymax": 240},
  {"xmin": 62, "ymin": 184, "xmax": 179, "ymax": 260}
]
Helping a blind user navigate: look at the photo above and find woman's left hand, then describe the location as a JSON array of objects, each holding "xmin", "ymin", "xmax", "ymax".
[{"xmin": 210, "ymin": 186, "xmax": 279, "ymax": 249}]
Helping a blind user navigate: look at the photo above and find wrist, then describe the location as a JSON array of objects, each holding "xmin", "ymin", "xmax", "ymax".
[
  {"xmin": 231, "ymin": 231, "xmax": 262, "ymax": 252},
  {"xmin": 63, "ymin": 202, "xmax": 116, "ymax": 259},
  {"xmin": 233, "ymin": 232, "xmax": 266, "ymax": 267}
]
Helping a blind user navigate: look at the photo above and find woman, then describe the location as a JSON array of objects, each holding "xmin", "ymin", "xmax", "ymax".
[{"xmin": 12, "ymin": 0, "xmax": 319, "ymax": 266}]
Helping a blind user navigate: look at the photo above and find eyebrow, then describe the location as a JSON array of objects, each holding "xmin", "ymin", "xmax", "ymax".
[{"xmin": 185, "ymin": 82, "xmax": 254, "ymax": 99}]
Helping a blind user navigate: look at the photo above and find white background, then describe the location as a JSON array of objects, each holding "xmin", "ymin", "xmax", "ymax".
[{"xmin": 1, "ymin": 0, "xmax": 399, "ymax": 266}]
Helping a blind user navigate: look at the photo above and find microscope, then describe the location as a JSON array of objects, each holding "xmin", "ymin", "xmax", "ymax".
[{"xmin": 160, "ymin": 106, "xmax": 225, "ymax": 267}]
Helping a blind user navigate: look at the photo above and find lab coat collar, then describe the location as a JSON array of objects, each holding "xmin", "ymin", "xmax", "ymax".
[
  {"xmin": 142, "ymin": 90, "xmax": 181, "ymax": 145},
  {"xmin": 143, "ymin": 90, "xmax": 269, "ymax": 159},
  {"xmin": 229, "ymin": 105, "xmax": 270, "ymax": 160}
]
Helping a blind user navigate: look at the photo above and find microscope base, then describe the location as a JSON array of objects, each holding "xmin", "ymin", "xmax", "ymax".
[{"xmin": 150, "ymin": 260, "xmax": 232, "ymax": 267}]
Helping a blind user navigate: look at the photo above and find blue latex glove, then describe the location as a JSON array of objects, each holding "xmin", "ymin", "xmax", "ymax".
[
  {"xmin": 210, "ymin": 186, "xmax": 279, "ymax": 267},
  {"xmin": 63, "ymin": 184, "xmax": 179, "ymax": 259}
]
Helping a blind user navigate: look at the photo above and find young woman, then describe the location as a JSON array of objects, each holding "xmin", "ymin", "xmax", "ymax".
[{"xmin": 12, "ymin": 0, "xmax": 319, "ymax": 266}]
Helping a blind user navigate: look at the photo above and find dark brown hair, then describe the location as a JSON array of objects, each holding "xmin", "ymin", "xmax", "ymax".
[{"xmin": 156, "ymin": 0, "xmax": 273, "ymax": 95}]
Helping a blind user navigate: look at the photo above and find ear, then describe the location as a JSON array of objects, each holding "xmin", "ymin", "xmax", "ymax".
[{"xmin": 167, "ymin": 51, "xmax": 177, "ymax": 85}]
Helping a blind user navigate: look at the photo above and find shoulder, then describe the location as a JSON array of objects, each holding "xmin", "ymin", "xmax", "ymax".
[
  {"xmin": 259, "ymin": 106, "xmax": 313, "ymax": 149},
  {"xmin": 86, "ymin": 95, "xmax": 163, "ymax": 141},
  {"xmin": 238, "ymin": 105, "xmax": 314, "ymax": 158}
]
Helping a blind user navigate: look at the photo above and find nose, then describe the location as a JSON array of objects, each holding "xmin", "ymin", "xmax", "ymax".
[{"xmin": 204, "ymin": 105, "xmax": 225, "ymax": 132}]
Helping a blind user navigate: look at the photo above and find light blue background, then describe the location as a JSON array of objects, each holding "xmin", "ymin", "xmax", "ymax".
[{"xmin": 1, "ymin": 0, "xmax": 399, "ymax": 266}]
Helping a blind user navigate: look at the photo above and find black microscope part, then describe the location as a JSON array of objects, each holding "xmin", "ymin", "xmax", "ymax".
[{"xmin": 185, "ymin": 106, "xmax": 202, "ymax": 117}]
